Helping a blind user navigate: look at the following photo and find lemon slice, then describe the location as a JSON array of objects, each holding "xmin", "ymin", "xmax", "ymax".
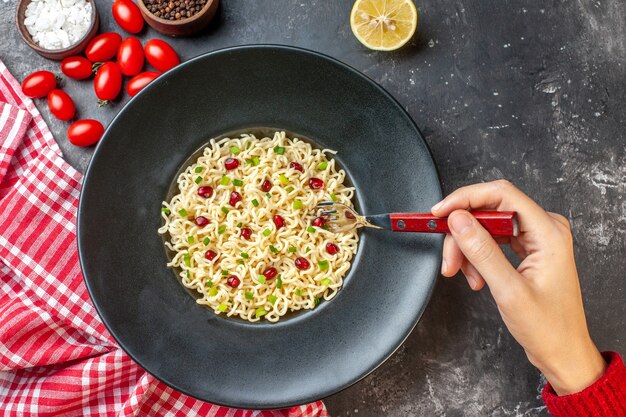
[{"xmin": 350, "ymin": 0, "xmax": 418, "ymax": 51}]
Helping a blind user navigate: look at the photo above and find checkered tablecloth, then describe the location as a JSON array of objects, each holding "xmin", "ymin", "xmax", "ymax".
[{"xmin": 0, "ymin": 60, "xmax": 327, "ymax": 417}]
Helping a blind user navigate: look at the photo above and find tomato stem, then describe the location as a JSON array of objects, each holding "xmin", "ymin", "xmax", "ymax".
[{"xmin": 97, "ymin": 99, "xmax": 109, "ymax": 107}]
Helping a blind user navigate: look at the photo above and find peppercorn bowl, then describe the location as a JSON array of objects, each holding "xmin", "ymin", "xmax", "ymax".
[
  {"xmin": 138, "ymin": 0, "xmax": 219, "ymax": 37},
  {"xmin": 15, "ymin": 0, "xmax": 99, "ymax": 60}
]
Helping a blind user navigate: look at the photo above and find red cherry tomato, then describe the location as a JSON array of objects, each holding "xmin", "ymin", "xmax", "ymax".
[
  {"xmin": 21, "ymin": 71, "xmax": 56, "ymax": 98},
  {"xmin": 94, "ymin": 62, "xmax": 122, "ymax": 103},
  {"xmin": 67, "ymin": 119, "xmax": 105, "ymax": 147},
  {"xmin": 126, "ymin": 71, "xmax": 159, "ymax": 96},
  {"xmin": 60, "ymin": 56, "xmax": 93, "ymax": 80},
  {"xmin": 112, "ymin": 0, "xmax": 144, "ymax": 34},
  {"xmin": 47, "ymin": 89, "xmax": 76, "ymax": 121},
  {"xmin": 144, "ymin": 39, "xmax": 180, "ymax": 72},
  {"xmin": 85, "ymin": 32, "xmax": 123, "ymax": 63},
  {"xmin": 117, "ymin": 37, "xmax": 144, "ymax": 76}
]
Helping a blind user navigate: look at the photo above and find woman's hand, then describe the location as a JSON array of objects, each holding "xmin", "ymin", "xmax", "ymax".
[{"xmin": 432, "ymin": 180, "xmax": 606, "ymax": 395}]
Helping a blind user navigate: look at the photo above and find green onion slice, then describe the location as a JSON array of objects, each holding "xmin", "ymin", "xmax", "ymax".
[
  {"xmin": 161, "ymin": 207, "xmax": 171, "ymax": 215},
  {"xmin": 178, "ymin": 208, "xmax": 188, "ymax": 217},
  {"xmin": 269, "ymin": 295, "xmax": 278, "ymax": 304},
  {"xmin": 330, "ymin": 194, "xmax": 337, "ymax": 202},
  {"xmin": 233, "ymin": 179, "xmax": 243, "ymax": 186},
  {"xmin": 266, "ymin": 192, "xmax": 272, "ymax": 198},
  {"xmin": 262, "ymin": 228, "xmax": 271, "ymax": 237},
  {"xmin": 209, "ymin": 287, "xmax": 218, "ymax": 296},
  {"xmin": 307, "ymin": 226, "xmax": 316, "ymax": 233},
  {"xmin": 288, "ymin": 246, "xmax": 297, "ymax": 253},
  {"xmin": 314, "ymin": 296, "xmax": 320, "ymax": 305},
  {"xmin": 317, "ymin": 161, "xmax": 328, "ymax": 170},
  {"xmin": 194, "ymin": 166, "xmax": 203, "ymax": 173},
  {"xmin": 285, "ymin": 186, "xmax": 294, "ymax": 193},
  {"xmin": 276, "ymin": 276, "xmax": 283, "ymax": 289},
  {"xmin": 218, "ymin": 303, "xmax": 228, "ymax": 312},
  {"xmin": 218, "ymin": 225, "xmax": 227, "ymax": 234},
  {"xmin": 237, "ymin": 260, "xmax": 245, "ymax": 265},
  {"xmin": 187, "ymin": 236, "xmax": 194, "ymax": 244},
  {"xmin": 255, "ymin": 307, "xmax": 267, "ymax": 318},
  {"xmin": 321, "ymin": 278, "xmax": 332, "ymax": 286},
  {"xmin": 273, "ymin": 146, "xmax": 285, "ymax": 155},
  {"xmin": 221, "ymin": 270, "xmax": 229, "ymax": 275},
  {"xmin": 237, "ymin": 222, "xmax": 243, "ymax": 228},
  {"xmin": 205, "ymin": 280, "xmax": 213, "ymax": 287},
  {"xmin": 195, "ymin": 176, "xmax": 202, "ymax": 184},
  {"xmin": 241, "ymin": 252, "xmax": 249, "ymax": 259},
  {"xmin": 252, "ymin": 156, "xmax": 260, "ymax": 166},
  {"xmin": 279, "ymin": 174, "xmax": 289, "ymax": 185},
  {"xmin": 251, "ymin": 199, "xmax": 259, "ymax": 207},
  {"xmin": 230, "ymin": 146, "xmax": 241, "ymax": 155},
  {"xmin": 257, "ymin": 276, "xmax": 266, "ymax": 284},
  {"xmin": 293, "ymin": 200, "xmax": 303, "ymax": 209},
  {"xmin": 295, "ymin": 288, "xmax": 302, "ymax": 296},
  {"xmin": 318, "ymin": 260, "xmax": 329, "ymax": 271},
  {"xmin": 220, "ymin": 176, "xmax": 230, "ymax": 185},
  {"xmin": 183, "ymin": 253, "xmax": 191, "ymax": 267},
  {"xmin": 221, "ymin": 207, "xmax": 229, "ymax": 214},
  {"xmin": 269, "ymin": 245, "xmax": 278, "ymax": 253},
  {"xmin": 203, "ymin": 237, "xmax": 211, "ymax": 245},
  {"xmin": 245, "ymin": 291, "xmax": 254, "ymax": 300}
]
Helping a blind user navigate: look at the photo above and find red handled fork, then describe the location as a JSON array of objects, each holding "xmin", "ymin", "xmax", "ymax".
[{"xmin": 316, "ymin": 202, "xmax": 519, "ymax": 236}]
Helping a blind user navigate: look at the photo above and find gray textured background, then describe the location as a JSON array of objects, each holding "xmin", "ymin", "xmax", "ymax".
[{"xmin": 1, "ymin": 0, "xmax": 625, "ymax": 416}]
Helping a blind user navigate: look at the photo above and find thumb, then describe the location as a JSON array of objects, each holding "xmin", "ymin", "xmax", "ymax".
[{"xmin": 448, "ymin": 210, "xmax": 518, "ymax": 296}]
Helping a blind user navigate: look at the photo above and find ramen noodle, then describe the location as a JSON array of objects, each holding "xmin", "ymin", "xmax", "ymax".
[{"xmin": 158, "ymin": 131, "xmax": 359, "ymax": 322}]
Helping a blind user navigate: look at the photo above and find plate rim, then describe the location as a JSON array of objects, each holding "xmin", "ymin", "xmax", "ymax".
[{"xmin": 78, "ymin": 43, "xmax": 443, "ymax": 409}]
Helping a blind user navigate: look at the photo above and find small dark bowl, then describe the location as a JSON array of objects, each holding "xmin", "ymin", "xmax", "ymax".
[
  {"xmin": 15, "ymin": 0, "xmax": 99, "ymax": 61},
  {"xmin": 138, "ymin": 0, "xmax": 218, "ymax": 37}
]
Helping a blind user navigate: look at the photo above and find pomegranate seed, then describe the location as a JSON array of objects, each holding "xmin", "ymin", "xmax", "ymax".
[
  {"xmin": 326, "ymin": 243, "xmax": 340, "ymax": 255},
  {"xmin": 227, "ymin": 275, "xmax": 240, "ymax": 287},
  {"xmin": 312, "ymin": 216, "xmax": 326, "ymax": 227},
  {"xmin": 263, "ymin": 267, "xmax": 278, "ymax": 280},
  {"xmin": 195, "ymin": 216, "xmax": 210, "ymax": 226},
  {"xmin": 241, "ymin": 228, "xmax": 252, "ymax": 240},
  {"xmin": 289, "ymin": 162, "xmax": 304, "ymax": 172},
  {"xmin": 309, "ymin": 178, "xmax": 324, "ymax": 189},
  {"xmin": 224, "ymin": 158, "xmax": 239, "ymax": 170},
  {"xmin": 198, "ymin": 186, "xmax": 213, "ymax": 198},
  {"xmin": 261, "ymin": 178, "xmax": 272, "ymax": 192},
  {"xmin": 205, "ymin": 250, "xmax": 218, "ymax": 261},
  {"xmin": 229, "ymin": 191, "xmax": 242, "ymax": 207},
  {"xmin": 273, "ymin": 215, "xmax": 285, "ymax": 229},
  {"xmin": 295, "ymin": 257, "xmax": 310, "ymax": 270}
]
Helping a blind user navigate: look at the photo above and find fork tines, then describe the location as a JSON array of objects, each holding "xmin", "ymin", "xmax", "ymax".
[{"xmin": 316, "ymin": 201, "xmax": 335, "ymax": 207}]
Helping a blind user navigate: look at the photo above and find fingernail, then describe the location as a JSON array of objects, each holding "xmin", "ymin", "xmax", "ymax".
[
  {"xmin": 432, "ymin": 201, "xmax": 444, "ymax": 212},
  {"xmin": 467, "ymin": 274, "xmax": 478, "ymax": 289},
  {"xmin": 449, "ymin": 212, "xmax": 473, "ymax": 235},
  {"xmin": 441, "ymin": 259, "xmax": 447, "ymax": 275}
]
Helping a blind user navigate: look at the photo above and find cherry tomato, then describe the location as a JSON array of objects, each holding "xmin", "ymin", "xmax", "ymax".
[
  {"xmin": 85, "ymin": 32, "xmax": 123, "ymax": 63},
  {"xmin": 126, "ymin": 71, "xmax": 159, "ymax": 96},
  {"xmin": 117, "ymin": 37, "xmax": 144, "ymax": 76},
  {"xmin": 94, "ymin": 62, "xmax": 122, "ymax": 103},
  {"xmin": 47, "ymin": 89, "xmax": 76, "ymax": 121},
  {"xmin": 144, "ymin": 39, "xmax": 180, "ymax": 72},
  {"xmin": 60, "ymin": 56, "xmax": 93, "ymax": 80},
  {"xmin": 21, "ymin": 71, "xmax": 56, "ymax": 98},
  {"xmin": 67, "ymin": 119, "xmax": 105, "ymax": 147},
  {"xmin": 112, "ymin": 0, "xmax": 144, "ymax": 34}
]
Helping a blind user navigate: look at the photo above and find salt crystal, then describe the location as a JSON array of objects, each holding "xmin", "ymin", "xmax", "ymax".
[{"xmin": 23, "ymin": 0, "xmax": 92, "ymax": 50}]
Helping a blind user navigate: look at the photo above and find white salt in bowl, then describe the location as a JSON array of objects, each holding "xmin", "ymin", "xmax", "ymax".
[{"xmin": 16, "ymin": 0, "xmax": 99, "ymax": 60}]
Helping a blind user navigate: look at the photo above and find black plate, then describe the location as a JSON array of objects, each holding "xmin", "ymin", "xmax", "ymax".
[{"xmin": 78, "ymin": 45, "xmax": 442, "ymax": 409}]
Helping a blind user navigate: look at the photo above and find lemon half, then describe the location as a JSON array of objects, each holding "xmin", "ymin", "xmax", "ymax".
[{"xmin": 350, "ymin": 0, "xmax": 418, "ymax": 51}]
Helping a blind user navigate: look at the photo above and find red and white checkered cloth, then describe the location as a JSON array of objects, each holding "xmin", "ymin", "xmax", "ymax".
[{"xmin": 0, "ymin": 60, "xmax": 328, "ymax": 417}]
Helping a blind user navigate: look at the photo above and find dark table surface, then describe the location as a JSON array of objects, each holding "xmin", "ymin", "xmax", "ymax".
[{"xmin": 2, "ymin": 1, "xmax": 625, "ymax": 415}]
